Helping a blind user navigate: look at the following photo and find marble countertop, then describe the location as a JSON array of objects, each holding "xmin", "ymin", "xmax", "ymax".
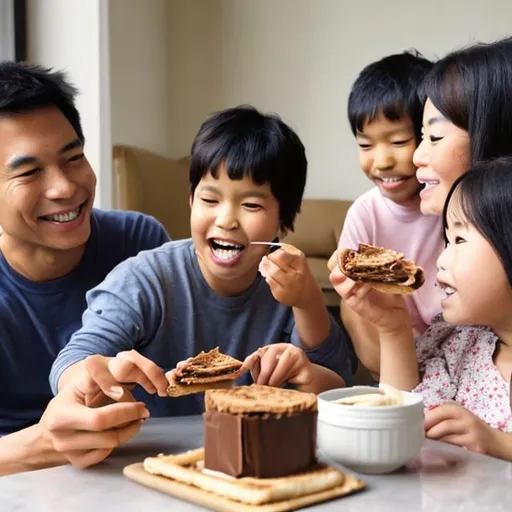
[{"xmin": 2, "ymin": 416, "xmax": 512, "ymax": 511}]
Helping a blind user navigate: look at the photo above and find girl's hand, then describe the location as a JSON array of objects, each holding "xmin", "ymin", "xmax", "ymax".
[
  {"xmin": 425, "ymin": 403, "xmax": 499, "ymax": 455},
  {"xmin": 329, "ymin": 264, "xmax": 409, "ymax": 334}
]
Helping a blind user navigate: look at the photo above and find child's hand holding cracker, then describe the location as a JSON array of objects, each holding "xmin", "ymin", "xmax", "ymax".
[{"xmin": 329, "ymin": 265, "xmax": 409, "ymax": 335}]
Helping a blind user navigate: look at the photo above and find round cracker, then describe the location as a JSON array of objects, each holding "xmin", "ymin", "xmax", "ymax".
[{"xmin": 205, "ymin": 384, "xmax": 317, "ymax": 415}]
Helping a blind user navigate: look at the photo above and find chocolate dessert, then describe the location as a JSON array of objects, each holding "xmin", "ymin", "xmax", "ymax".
[
  {"xmin": 339, "ymin": 243, "xmax": 425, "ymax": 295},
  {"xmin": 166, "ymin": 347, "xmax": 243, "ymax": 397},
  {"xmin": 203, "ymin": 385, "xmax": 318, "ymax": 478}
]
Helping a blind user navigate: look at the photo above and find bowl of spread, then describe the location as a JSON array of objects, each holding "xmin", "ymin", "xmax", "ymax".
[{"xmin": 317, "ymin": 385, "xmax": 424, "ymax": 474}]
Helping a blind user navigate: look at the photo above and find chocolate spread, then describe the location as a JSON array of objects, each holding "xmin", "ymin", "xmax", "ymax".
[{"xmin": 203, "ymin": 409, "xmax": 317, "ymax": 478}]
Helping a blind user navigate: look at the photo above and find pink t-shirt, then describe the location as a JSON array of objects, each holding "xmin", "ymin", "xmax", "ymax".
[
  {"xmin": 338, "ymin": 187, "xmax": 444, "ymax": 334},
  {"xmin": 413, "ymin": 322, "xmax": 512, "ymax": 432}
]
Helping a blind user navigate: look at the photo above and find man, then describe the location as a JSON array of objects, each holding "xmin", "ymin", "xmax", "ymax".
[{"xmin": 0, "ymin": 61, "xmax": 169, "ymax": 475}]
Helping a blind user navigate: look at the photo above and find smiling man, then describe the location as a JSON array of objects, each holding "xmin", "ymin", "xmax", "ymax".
[{"xmin": 0, "ymin": 61, "xmax": 169, "ymax": 474}]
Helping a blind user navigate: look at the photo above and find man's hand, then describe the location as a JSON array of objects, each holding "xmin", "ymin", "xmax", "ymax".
[
  {"xmin": 41, "ymin": 356, "xmax": 151, "ymax": 469},
  {"xmin": 259, "ymin": 248, "xmax": 317, "ymax": 309},
  {"xmin": 106, "ymin": 350, "xmax": 169, "ymax": 397},
  {"xmin": 243, "ymin": 344, "xmax": 315, "ymax": 389},
  {"xmin": 329, "ymin": 263, "xmax": 409, "ymax": 334},
  {"xmin": 425, "ymin": 403, "xmax": 499, "ymax": 455}
]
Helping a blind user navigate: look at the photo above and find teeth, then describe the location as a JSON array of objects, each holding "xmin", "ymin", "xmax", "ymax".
[
  {"xmin": 44, "ymin": 207, "xmax": 80, "ymax": 223},
  {"xmin": 419, "ymin": 179, "xmax": 440, "ymax": 187},
  {"xmin": 213, "ymin": 239, "xmax": 243, "ymax": 249},
  {"xmin": 381, "ymin": 177, "xmax": 405, "ymax": 183},
  {"xmin": 213, "ymin": 249, "xmax": 240, "ymax": 260},
  {"xmin": 441, "ymin": 285, "xmax": 456, "ymax": 298}
]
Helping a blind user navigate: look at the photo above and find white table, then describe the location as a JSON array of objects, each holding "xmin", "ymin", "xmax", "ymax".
[{"xmin": 2, "ymin": 416, "xmax": 512, "ymax": 511}]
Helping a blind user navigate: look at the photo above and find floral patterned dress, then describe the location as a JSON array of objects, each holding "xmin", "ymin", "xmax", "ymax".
[{"xmin": 412, "ymin": 321, "xmax": 512, "ymax": 431}]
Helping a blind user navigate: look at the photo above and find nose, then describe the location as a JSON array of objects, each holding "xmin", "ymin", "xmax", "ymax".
[
  {"xmin": 373, "ymin": 145, "xmax": 394, "ymax": 171},
  {"xmin": 436, "ymin": 243, "xmax": 450, "ymax": 272},
  {"xmin": 44, "ymin": 166, "xmax": 77, "ymax": 200},
  {"xmin": 215, "ymin": 204, "xmax": 239, "ymax": 231},
  {"xmin": 413, "ymin": 138, "xmax": 427, "ymax": 168}
]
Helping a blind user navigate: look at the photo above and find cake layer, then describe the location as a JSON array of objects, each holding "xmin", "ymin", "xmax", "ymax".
[{"xmin": 204, "ymin": 409, "xmax": 317, "ymax": 478}]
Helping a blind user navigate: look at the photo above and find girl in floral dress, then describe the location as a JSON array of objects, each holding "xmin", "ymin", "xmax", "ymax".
[{"xmin": 330, "ymin": 157, "xmax": 512, "ymax": 461}]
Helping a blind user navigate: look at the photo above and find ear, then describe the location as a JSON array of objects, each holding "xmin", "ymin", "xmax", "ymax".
[{"xmin": 189, "ymin": 194, "xmax": 193, "ymax": 208}]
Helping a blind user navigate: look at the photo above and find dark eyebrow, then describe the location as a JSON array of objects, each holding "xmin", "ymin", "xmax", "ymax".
[
  {"xmin": 357, "ymin": 128, "xmax": 412, "ymax": 138},
  {"xmin": 197, "ymin": 185, "xmax": 220, "ymax": 194},
  {"xmin": 6, "ymin": 155, "xmax": 38, "ymax": 171},
  {"xmin": 59, "ymin": 138, "xmax": 83, "ymax": 154},
  {"xmin": 447, "ymin": 215, "xmax": 469, "ymax": 230},
  {"xmin": 6, "ymin": 139, "xmax": 83, "ymax": 171},
  {"xmin": 198, "ymin": 184, "xmax": 270, "ymax": 200},
  {"xmin": 241, "ymin": 191, "xmax": 270, "ymax": 200}
]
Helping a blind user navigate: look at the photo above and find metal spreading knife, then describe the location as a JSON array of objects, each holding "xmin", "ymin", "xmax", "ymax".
[{"xmin": 250, "ymin": 241, "xmax": 301, "ymax": 255}]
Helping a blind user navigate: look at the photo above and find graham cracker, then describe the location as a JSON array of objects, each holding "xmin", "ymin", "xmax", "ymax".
[
  {"xmin": 339, "ymin": 244, "xmax": 425, "ymax": 295},
  {"xmin": 368, "ymin": 279, "xmax": 425, "ymax": 295},
  {"xmin": 124, "ymin": 448, "xmax": 365, "ymax": 511},
  {"xmin": 205, "ymin": 385, "xmax": 318, "ymax": 416},
  {"xmin": 166, "ymin": 348, "xmax": 243, "ymax": 397}
]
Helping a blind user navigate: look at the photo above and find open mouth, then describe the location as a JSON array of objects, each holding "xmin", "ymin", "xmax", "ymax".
[
  {"xmin": 40, "ymin": 201, "xmax": 86, "ymax": 223},
  {"xmin": 439, "ymin": 282, "xmax": 456, "ymax": 300},
  {"xmin": 417, "ymin": 178, "xmax": 440, "ymax": 189},
  {"xmin": 381, "ymin": 177, "xmax": 406, "ymax": 183},
  {"xmin": 375, "ymin": 176, "xmax": 409, "ymax": 190},
  {"xmin": 208, "ymin": 238, "xmax": 245, "ymax": 261}
]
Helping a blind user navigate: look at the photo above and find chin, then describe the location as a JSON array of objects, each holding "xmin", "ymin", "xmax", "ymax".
[
  {"xmin": 420, "ymin": 199, "xmax": 442, "ymax": 216},
  {"xmin": 50, "ymin": 230, "xmax": 91, "ymax": 251},
  {"xmin": 441, "ymin": 309, "xmax": 472, "ymax": 326}
]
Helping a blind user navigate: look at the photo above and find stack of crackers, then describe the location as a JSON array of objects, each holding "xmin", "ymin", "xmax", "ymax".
[
  {"xmin": 123, "ymin": 350, "xmax": 365, "ymax": 511},
  {"xmin": 124, "ymin": 447, "xmax": 363, "ymax": 511}
]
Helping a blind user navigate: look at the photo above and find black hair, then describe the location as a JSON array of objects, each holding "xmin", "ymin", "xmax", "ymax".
[
  {"xmin": 189, "ymin": 105, "xmax": 307, "ymax": 233},
  {"xmin": 442, "ymin": 157, "xmax": 512, "ymax": 286},
  {"xmin": 421, "ymin": 37, "xmax": 512, "ymax": 166},
  {"xmin": 0, "ymin": 60, "xmax": 84, "ymax": 142},
  {"xmin": 348, "ymin": 50, "xmax": 433, "ymax": 142}
]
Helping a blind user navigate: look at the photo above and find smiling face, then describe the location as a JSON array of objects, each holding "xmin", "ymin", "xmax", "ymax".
[
  {"xmin": 413, "ymin": 98, "xmax": 470, "ymax": 215},
  {"xmin": 437, "ymin": 194, "xmax": 512, "ymax": 328},
  {"xmin": 190, "ymin": 164, "xmax": 281, "ymax": 296},
  {"xmin": 356, "ymin": 112, "xmax": 421, "ymax": 206},
  {"xmin": 0, "ymin": 107, "xmax": 96, "ymax": 257}
]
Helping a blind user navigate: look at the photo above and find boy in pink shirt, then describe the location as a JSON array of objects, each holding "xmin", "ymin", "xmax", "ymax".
[{"xmin": 339, "ymin": 51, "xmax": 444, "ymax": 377}]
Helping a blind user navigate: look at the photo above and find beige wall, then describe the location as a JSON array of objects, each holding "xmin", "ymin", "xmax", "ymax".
[
  {"xmin": 26, "ymin": 0, "xmax": 112, "ymax": 208},
  {"xmin": 108, "ymin": 0, "xmax": 512, "ymax": 200},
  {"xmin": 109, "ymin": 0, "xmax": 171, "ymax": 158},
  {"xmin": 163, "ymin": 0, "xmax": 512, "ymax": 200}
]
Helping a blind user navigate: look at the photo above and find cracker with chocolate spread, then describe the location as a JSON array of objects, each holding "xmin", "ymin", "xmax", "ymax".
[
  {"xmin": 339, "ymin": 243, "xmax": 424, "ymax": 295},
  {"xmin": 166, "ymin": 348, "xmax": 243, "ymax": 397}
]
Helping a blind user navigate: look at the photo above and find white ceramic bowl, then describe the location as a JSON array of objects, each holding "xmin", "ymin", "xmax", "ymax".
[{"xmin": 317, "ymin": 386, "xmax": 424, "ymax": 474}]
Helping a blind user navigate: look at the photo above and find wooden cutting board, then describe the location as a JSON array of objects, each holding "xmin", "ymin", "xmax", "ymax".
[{"xmin": 124, "ymin": 449, "xmax": 365, "ymax": 512}]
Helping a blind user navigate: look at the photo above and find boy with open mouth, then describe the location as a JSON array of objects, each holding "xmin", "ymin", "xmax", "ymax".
[{"xmin": 48, "ymin": 106, "xmax": 353, "ymax": 467}]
